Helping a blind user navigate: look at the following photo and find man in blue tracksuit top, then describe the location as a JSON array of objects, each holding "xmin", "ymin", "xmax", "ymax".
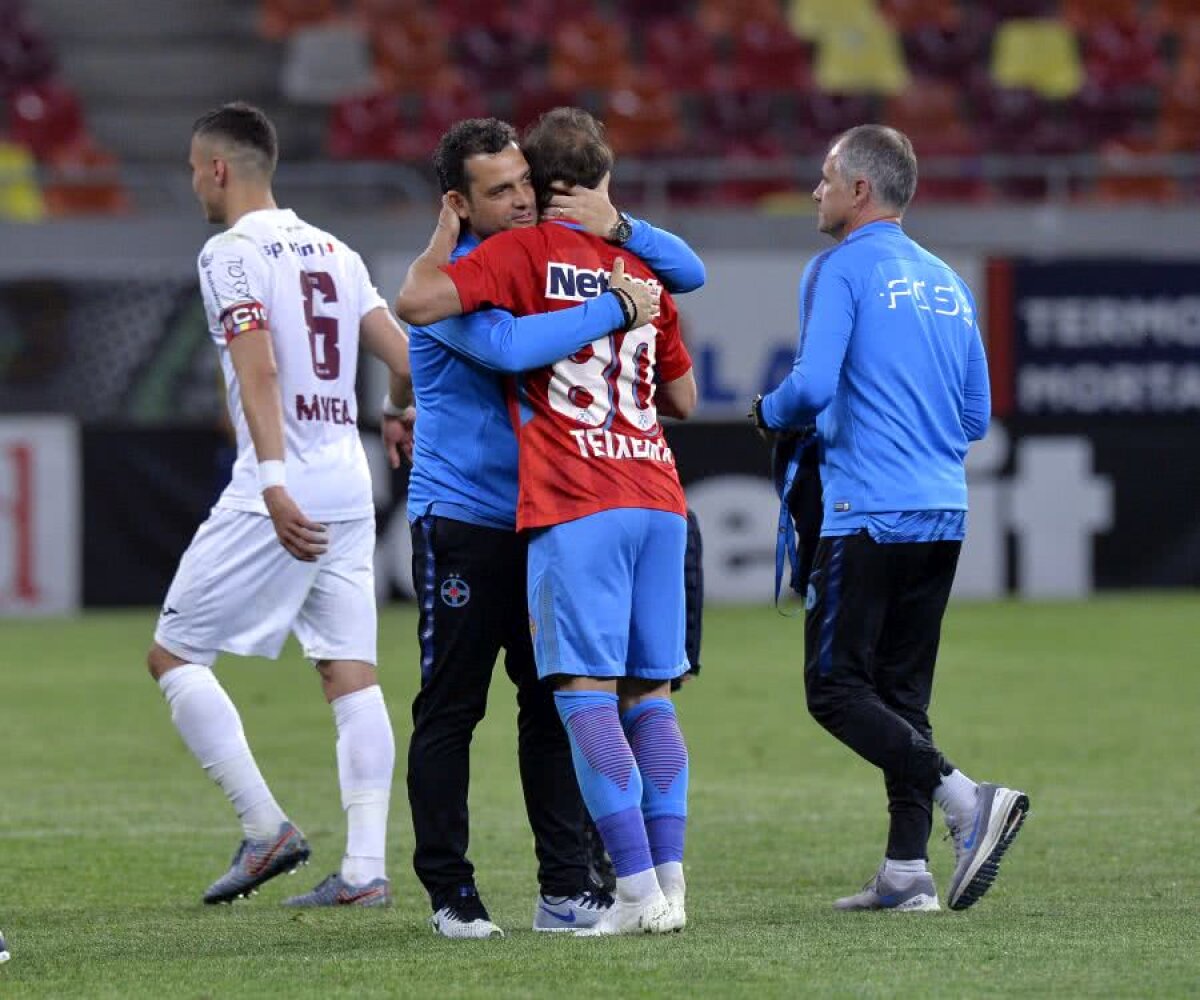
[
  {"xmin": 384, "ymin": 118, "xmax": 704, "ymax": 939},
  {"xmin": 752, "ymin": 125, "xmax": 1028, "ymax": 914}
]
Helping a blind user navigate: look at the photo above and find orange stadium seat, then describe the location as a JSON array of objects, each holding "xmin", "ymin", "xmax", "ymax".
[
  {"xmin": 878, "ymin": 0, "xmax": 959, "ymax": 32},
  {"xmin": 1156, "ymin": 77, "xmax": 1200, "ymax": 152},
  {"xmin": 696, "ymin": 0, "xmax": 786, "ymax": 39},
  {"xmin": 371, "ymin": 9, "xmax": 458, "ymax": 93},
  {"xmin": 602, "ymin": 74, "xmax": 685, "ymax": 157},
  {"xmin": 42, "ymin": 141, "xmax": 129, "ymax": 216},
  {"xmin": 1092, "ymin": 138, "xmax": 1178, "ymax": 202},
  {"xmin": 259, "ymin": 0, "xmax": 339, "ymax": 40},
  {"xmin": 549, "ymin": 13, "xmax": 630, "ymax": 92}
]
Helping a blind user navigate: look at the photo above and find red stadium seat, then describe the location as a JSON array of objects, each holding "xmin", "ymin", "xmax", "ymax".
[
  {"xmin": 7, "ymin": 80, "xmax": 85, "ymax": 160},
  {"xmin": 643, "ymin": 16, "xmax": 722, "ymax": 93},
  {"xmin": 1060, "ymin": 0, "xmax": 1139, "ymax": 30},
  {"xmin": 325, "ymin": 90, "xmax": 406, "ymax": 160},
  {"xmin": 1080, "ymin": 18, "xmax": 1167, "ymax": 91},
  {"xmin": 455, "ymin": 24, "xmax": 544, "ymax": 92},
  {"xmin": 729, "ymin": 18, "xmax": 811, "ymax": 91},
  {"xmin": 510, "ymin": 69, "xmax": 582, "ymax": 132},
  {"xmin": 549, "ymin": 13, "xmax": 630, "ymax": 92},
  {"xmin": 259, "ymin": 0, "xmax": 339, "ymax": 40}
]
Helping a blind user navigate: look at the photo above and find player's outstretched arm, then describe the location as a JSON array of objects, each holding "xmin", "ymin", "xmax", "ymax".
[
  {"xmin": 657, "ymin": 369, "xmax": 698, "ymax": 420},
  {"xmin": 430, "ymin": 257, "xmax": 658, "ymax": 374},
  {"xmin": 228, "ymin": 328, "xmax": 329, "ymax": 561},
  {"xmin": 394, "ymin": 196, "xmax": 466, "ymax": 327},
  {"xmin": 545, "ymin": 175, "xmax": 706, "ymax": 293}
]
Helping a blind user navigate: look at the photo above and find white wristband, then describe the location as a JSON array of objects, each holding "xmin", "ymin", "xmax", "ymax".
[
  {"xmin": 258, "ymin": 459, "xmax": 286, "ymax": 491},
  {"xmin": 382, "ymin": 393, "xmax": 406, "ymax": 418}
]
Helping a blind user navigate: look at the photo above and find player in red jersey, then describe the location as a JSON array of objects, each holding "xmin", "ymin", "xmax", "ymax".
[{"xmin": 395, "ymin": 108, "xmax": 698, "ymax": 936}]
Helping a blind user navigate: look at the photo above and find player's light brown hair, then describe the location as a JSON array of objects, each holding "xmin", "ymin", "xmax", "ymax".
[{"xmin": 521, "ymin": 107, "xmax": 614, "ymax": 211}]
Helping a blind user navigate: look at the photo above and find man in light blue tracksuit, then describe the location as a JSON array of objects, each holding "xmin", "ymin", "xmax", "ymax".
[{"xmin": 753, "ymin": 124, "xmax": 1029, "ymax": 914}]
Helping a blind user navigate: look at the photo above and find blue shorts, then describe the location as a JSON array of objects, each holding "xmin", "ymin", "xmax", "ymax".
[{"xmin": 527, "ymin": 508, "xmax": 689, "ymax": 682}]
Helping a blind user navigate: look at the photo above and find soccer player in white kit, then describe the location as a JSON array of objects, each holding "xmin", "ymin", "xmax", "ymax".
[{"xmin": 147, "ymin": 103, "xmax": 412, "ymax": 906}]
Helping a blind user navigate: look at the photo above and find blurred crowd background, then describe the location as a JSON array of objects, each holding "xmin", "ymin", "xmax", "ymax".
[{"xmin": 3, "ymin": 0, "xmax": 1200, "ymax": 216}]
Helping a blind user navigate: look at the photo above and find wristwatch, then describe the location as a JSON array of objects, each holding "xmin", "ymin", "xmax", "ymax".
[{"xmin": 606, "ymin": 212, "xmax": 633, "ymax": 246}]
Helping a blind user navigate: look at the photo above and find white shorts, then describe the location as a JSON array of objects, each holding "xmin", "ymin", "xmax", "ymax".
[{"xmin": 154, "ymin": 509, "xmax": 377, "ymax": 667}]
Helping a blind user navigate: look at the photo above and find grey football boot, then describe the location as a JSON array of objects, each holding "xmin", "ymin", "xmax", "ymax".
[
  {"xmin": 283, "ymin": 873, "xmax": 392, "ymax": 907},
  {"xmin": 202, "ymin": 821, "xmax": 311, "ymax": 904}
]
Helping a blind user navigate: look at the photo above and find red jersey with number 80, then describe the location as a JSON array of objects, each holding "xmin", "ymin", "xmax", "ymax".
[{"xmin": 443, "ymin": 221, "xmax": 691, "ymax": 530}]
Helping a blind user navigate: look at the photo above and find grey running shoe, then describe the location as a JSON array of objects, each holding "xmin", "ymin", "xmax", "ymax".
[
  {"xmin": 202, "ymin": 821, "xmax": 311, "ymax": 904},
  {"xmin": 283, "ymin": 873, "xmax": 392, "ymax": 907},
  {"xmin": 0, "ymin": 928, "xmax": 9, "ymax": 963},
  {"xmin": 532, "ymin": 888, "xmax": 614, "ymax": 932},
  {"xmin": 430, "ymin": 886, "xmax": 504, "ymax": 939},
  {"xmin": 834, "ymin": 865, "xmax": 941, "ymax": 912},
  {"xmin": 947, "ymin": 782, "xmax": 1030, "ymax": 911}
]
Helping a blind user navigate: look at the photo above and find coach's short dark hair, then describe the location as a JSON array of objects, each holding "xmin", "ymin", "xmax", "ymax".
[
  {"xmin": 433, "ymin": 118, "xmax": 519, "ymax": 195},
  {"xmin": 192, "ymin": 102, "xmax": 278, "ymax": 176},
  {"xmin": 521, "ymin": 107, "xmax": 613, "ymax": 210},
  {"xmin": 833, "ymin": 124, "xmax": 918, "ymax": 212}
]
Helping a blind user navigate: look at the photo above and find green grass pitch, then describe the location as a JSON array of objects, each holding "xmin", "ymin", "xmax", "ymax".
[{"xmin": 2, "ymin": 596, "xmax": 1198, "ymax": 998}]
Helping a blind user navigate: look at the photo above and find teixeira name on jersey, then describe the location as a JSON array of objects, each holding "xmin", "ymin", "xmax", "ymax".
[{"xmin": 569, "ymin": 427, "xmax": 675, "ymax": 464}]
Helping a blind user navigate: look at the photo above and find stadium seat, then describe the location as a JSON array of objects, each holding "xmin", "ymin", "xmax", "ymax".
[
  {"xmin": 1060, "ymin": 0, "xmax": 1139, "ymax": 30},
  {"xmin": 549, "ymin": 13, "xmax": 630, "ymax": 92},
  {"xmin": 643, "ymin": 16, "xmax": 722, "ymax": 93},
  {"xmin": 1072, "ymin": 79, "xmax": 1158, "ymax": 145},
  {"xmin": 878, "ymin": 0, "xmax": 959, "ymax": 32},
  {"xmin": 807, "ymin": 90, "xmax": 880, "ymax": 142},
  {"xmin": 456, "ymin": 24, "xmax": 544, "ymax": 92},
  {"xmin": 1156, "ymin": 77, "xmax": 1200, "ymax": 152},
  {"xmin": 788, "ymin": 0, "xmax": 879, "ymax": 41},
  {"xmin": 1151, "ymin": 0, "xmax": 1200, "ymax": 32},
  {"xmin": 696, "ymin": 0, "xmax": 787, "ymax": 38},
  {"xmin": 727, "ymin": 18, "xmax": 812, "ymax": 91},
  {"xmin": 602, "ymin": 74, "xmax": 685, "ymax": 157},
  {"xmin": 693, "ymin": 86, "xmax": 800, "ymax": 155},
  {"xmin": 1080, "ymin": 18, "xmax": 1166, "ymax": 91},
  {"xmin": 814, "ymin": 13, "xmax": 910, "ymax": 95},
  {"xmin": 326, "ymin": 90, "xmax": 405, "ymax": 160},
  {"xmin": 0, "ymin": 9, "xmax": 55, "ymax": 97},
  {"xmin": 904, "ymin": 10, "xmax": 995, "ymax": 79},
  {"xmin": 990, "ymin": 18, "xmax": 1085, "ymax": 99},
  {"xmin": 510, "ymin": 69, "xmax": 582, "ymax": 131},
  {"xmin": 0, "ymin": 139, "xmax": 44, "ymax": 221},
  {"xmin": 259, "ymin": 0, "xmax": 339, "ymax": 40},
  {"xmin": 7, "ymin": 80, "xmax": 86, "ymax": 160},
  {"xmin": 1092, "ymin": 137, "xmax": 1178, "ymax": 202},
  {"xmin": 43, "ymin": 141, "xmax": 129, "ymax": 216},
  {"xmin": 371, "ymin": 9, "xmax": 457, "ymax": 93}
]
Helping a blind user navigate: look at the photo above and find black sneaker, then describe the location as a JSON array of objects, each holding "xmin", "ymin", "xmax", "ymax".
[{"xmin": 429, "ymin": 885, "xmax": 504, "ymax": 939}]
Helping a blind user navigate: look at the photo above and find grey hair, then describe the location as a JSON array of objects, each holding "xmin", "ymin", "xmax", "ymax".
[{"xmin": 831, "ymin": 124, "xmax": 918, "ymax": 213}]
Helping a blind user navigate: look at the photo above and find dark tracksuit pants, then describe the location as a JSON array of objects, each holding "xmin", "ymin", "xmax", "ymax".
[
  {"xmin": 803, "ymin": 531, "xmax": 961, "ymax": 861},
  {"xmin": 408, "ymin": 515, "xmax": 590, "ymax": 906}
]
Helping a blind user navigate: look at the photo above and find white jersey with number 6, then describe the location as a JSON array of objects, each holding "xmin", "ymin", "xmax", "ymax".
[{"xmin": 197, "ymin": 207, "xmax": 386, "ymax": 522}]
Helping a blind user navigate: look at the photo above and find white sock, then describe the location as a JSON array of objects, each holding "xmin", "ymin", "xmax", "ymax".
[
  {"xmin": 332, "ymin": 685, "xmax": 394, "ymax": 884},
  {"xmin": 934, "ymin": 768, "xmax": 979, "ymax": 828},
  {"xmin": 616, "ymin": 868, "xmax": 661, "ymax": 904},
  {"xmin": 158, "ymin": 664, "xmax": 286, "ymax": 840},
  {"xmin": 883, "ymin": 858, "xmax": 928, "ymax": 881},
  {"xmin": 655, "ymin": 861, "xmax": 686, "ymax": 901}
]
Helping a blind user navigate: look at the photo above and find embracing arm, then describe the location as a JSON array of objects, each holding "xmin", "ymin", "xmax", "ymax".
[
  {"xmin": 546, "ymin": 178, "xmax": 706, "ymax": 293},
  {"xmin": 393, "ymin": 198, "xmax": 466, "ymax": 327}
]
